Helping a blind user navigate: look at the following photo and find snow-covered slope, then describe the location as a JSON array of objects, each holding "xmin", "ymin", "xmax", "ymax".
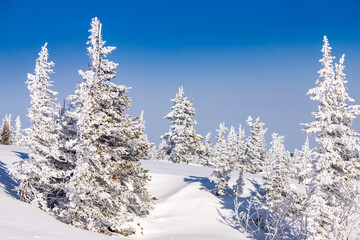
[{"xmin": 0, "ymin": 145, "xmax": 265, "ymax": 240}]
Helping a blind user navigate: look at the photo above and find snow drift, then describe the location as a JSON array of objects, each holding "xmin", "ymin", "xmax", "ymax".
[{"xmin": 0, "ymin": 144, "xmax": 266, "ymax": 239}]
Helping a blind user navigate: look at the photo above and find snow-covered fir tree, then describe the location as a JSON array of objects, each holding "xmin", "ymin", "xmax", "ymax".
[
  {"xmin": 153, "ymin": 139, "xmax": 168, "ymax": 160},
  {"xmin": 235, "ymin": 124, "xmax": 246, "ymax": 171},
  {"xmin": 56, "ymin": 100, "xmax": 77, "ymax": 173},
  {"xmin": 263, "ymin": 133, "xmax": 294, "ymax": 212},
  {"xmin": 137, "ymin": 110, "xmax": 154, "ymax": 160},
  {"xmin": 13, "ymin": 43, "xmax": 64, "ymax": 212},
  {"xmin": 0, "ymin": 116, "xmax": 5, "ymax": 144},
  {"xmin": 62, "ymin": 17, "xmax": 154, "ymax": 235},
  {"xmin": 199, "ymin": 132, "xmax": 213, "ymax": 166},
  {"xmin": 14, "ymin": 115, "xmax": 23, "ymax": 146},
  {"xmin": 291, "ymin": 148, "xmax": 302, "ymax": 179},
  {"xmin": 227, "ymin": 126, "xmax": 238, "ymax": 170},
  {"xmin": 0, "ymin": 115, "xmax": 13, "ymax": 145},
  {"xmin": 243, "ymin": 116, "xmax": 267, "ymax": 174},
  {"xmin": 303, "ymin": 36, "xmax": 360, "ymax": 239},
  {"xmin": 210, "ymin": 122, "xmax": 231, "ymax": 195},
  {"xmin": 161, "ymin": 86, "xmax": 203, "ymax": 164},
  {"xmin": 148, "ymin": 145, "xmax": 158, "ymax": 160},
  {"xmin": 296, "ymin": 136, "xmax": 313, "ymax": 184},
  {"xmin": 233, "ymin": 170, "xmax": 245, "ymax": 196},
  {"xmin": 233, "ymin": 170, "xmax": 245, "ymax": 222},
  {"xmin": 7, "ymin": 114, "xmax": 15, "ymax": 144}
]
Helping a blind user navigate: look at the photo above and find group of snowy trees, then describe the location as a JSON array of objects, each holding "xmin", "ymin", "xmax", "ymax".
[
  {"xmin": 154, "ymin": 87, "xmax": 269, "ymax": 172},
  {"xmin": 7, "ymin": 14, "xmax": 360, "ymax": 238},
  {"xmin": 0, "ymin": 114, "xmax": 22, "ymax": 145},
  {"xmin": 12, "ymin": 18, "xmax": 154, "ymax": 236},
  {"xmin": 154, "ymin": 90, "xmax": 311, "ymax": 197},
  {"xmin": 231, "ymin": 36, "xmax": 360, "ymax": 239},
  {"xmin": 152, "ymin": 36, "xmax": 360, "ymax": 239},
  {"xmin": 208, "ymin": 121, "xmax": 312, "ymax": 199}
]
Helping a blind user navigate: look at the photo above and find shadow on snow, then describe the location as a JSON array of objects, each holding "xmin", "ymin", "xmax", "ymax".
[
  {"xmin": 13, "ymin": 151, "xmax": 29, "ymax": 160},
  {"xmin": 0, "ymin": 151, "xmax": 27, "ymax": 199},
  {"xmin": 184, "ymin": 175, "xmax": 266, "ymax": 239},
  {"xmin": 183, "ymin": 176, "xmax": 235, "ymax": 225},
  {"xmin": 0, "ymin": 160, "xmax": 19, "ymax": 199}
]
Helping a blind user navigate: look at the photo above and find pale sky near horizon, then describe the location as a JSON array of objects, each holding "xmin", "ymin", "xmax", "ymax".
[{"xmin": 1, "ymin": 0, "xmax": 360, "ymax": 150}]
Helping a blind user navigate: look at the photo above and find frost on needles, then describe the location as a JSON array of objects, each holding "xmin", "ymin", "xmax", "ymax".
[
  {"xmin": 63, "ymin": 17, "xmax": 154, "ymax": 235},
  {"xmin": 13, "ymin": 43, "xmax": 66, "ymax": 212},
  {"xmin": 13, "ymin": 17, "xmax": 154, "ymax": 236},
  {"xmin": 0, "ymin": 114, "xmax": 16, "ymax": 145},
  {"xmin": 211, "ymin": 122, "xmax": 231, "ymax": 195},
  {"xmin": 244, "ymin": 116, "xmax": 267, "ymax": 174},
  {"xmin": 10, "ymin": 18, "xmax": 360, "ymax": 239},
  {"xmin": 303, "ymin": 36, "xmax": 360, "ymax": 239},
  {"xmin": 161, "ymin": 86, "xmax": 203, "ymax": 164}
]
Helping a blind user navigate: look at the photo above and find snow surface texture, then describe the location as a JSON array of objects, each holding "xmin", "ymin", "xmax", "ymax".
[{"xmin": 0, "ymin": 144, "xmax": 304, "ymax": 240}]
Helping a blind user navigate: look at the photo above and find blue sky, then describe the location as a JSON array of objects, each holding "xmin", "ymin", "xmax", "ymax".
[{"xmin": 1, "ymin": 0, "xmax": 360, "ymax": 150}]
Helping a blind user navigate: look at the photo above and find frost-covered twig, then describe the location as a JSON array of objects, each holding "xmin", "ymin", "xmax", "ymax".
[{"xmin": 234, "ymin": 195, "xmax": 262, "ymax": 237}]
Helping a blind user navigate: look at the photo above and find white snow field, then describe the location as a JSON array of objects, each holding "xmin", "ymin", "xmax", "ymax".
[{"xmin": 0, "ymin": 144, "xmax": 267, "ymax": 240}]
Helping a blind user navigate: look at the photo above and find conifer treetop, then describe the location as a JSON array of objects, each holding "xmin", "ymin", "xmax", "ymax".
[
  {"xmin": 27, "ymin": 43, "xmax": 57, "ymax": 98},
  {"xmin": 79, "ymin": 17, "xmax": 118, "ymax": 86}
]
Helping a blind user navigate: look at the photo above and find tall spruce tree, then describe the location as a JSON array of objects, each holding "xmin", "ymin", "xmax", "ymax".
[
  {"xmin": 14, "ymin": 43, "xmax": 64, "ymax": 212},
  {"xmin": 244, "ymin": 116, "xmax": 267, "ymax": 174},
  {"xmin": 303, "ymin": 36, "xmax": 360, "ymax": 239},
  {"xmin": 235, "ymin": 124, "xmax": 246, "ymax": 171},
  {"xmin": 137, "ymin": 110, "xmax": 153, "ymax": 159},
  {"xmin": 210, "ymin": 122, "xmax": 231, "ymax": 195},
  {"xmin": 0, "ymin": 115, "xmax": 13, "ymax": 145},
  {"xmin": 62, "ymin": 17, "xmax": 154, "ymax": 235},
  {"xmin": 297, "ymin": 136, "xmax": 313, "ymax": 184},
  {"xmin": 56, "ymin": 100, "xmax": 77, "ymax": 172},
  {"xmin": 14, "ymin": 115, "xmax": 23, "ymax": 146},
  {"xmin": 155, "ymin": 139, "xmax": 168, "ymax": 160},
  {"xmin": 263, "ymin": 133, "xmax": 294, "ymax": 212},
  {"xmin": 161, "ymin": 87, "xmax": 203, "ymax": 164},
  {"xmin": 233, "ymin": 170, "xmax": 245, "ymax": 198},
  {"xmin": 199, "ymin": 132, "xmax": 213, "ymax": 166},
  {"xmin": 7, "ymin": 114, "xmax": 15, "ymax": 144},
  {"xmin": 227, "ymin": 126, "xmax": 238, "ymax": 170}
]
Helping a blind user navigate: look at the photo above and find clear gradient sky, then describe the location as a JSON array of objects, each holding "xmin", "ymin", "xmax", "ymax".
[{"xmin": 1, "ymin": 0, "xmax": 360, "ymax": 151}]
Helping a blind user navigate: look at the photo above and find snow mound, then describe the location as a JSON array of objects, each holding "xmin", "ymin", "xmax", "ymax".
[{"xmin": 0, "ymin": 145, "xmax": 263, "ymax": 239}]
